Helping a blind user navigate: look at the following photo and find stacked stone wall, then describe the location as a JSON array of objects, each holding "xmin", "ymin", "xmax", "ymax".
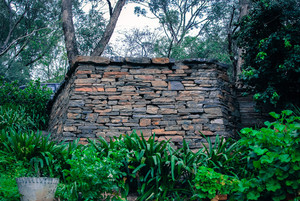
[{"xmin": 48, "ymin": 56, "xmax": 239, "ymax": 149}]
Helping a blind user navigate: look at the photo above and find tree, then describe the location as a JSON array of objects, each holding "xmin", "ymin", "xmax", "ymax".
[
  {"xmin": 237, "ymin": 0, "xmax": 300, "ymax": 109},
  {"xmin": 115, "ymin": 27, "xmax": 159, "ymax": 57},
  {"xmin": 0, "ymin": 0, "xmax": 62, "ymax": 84},
  {"xmin": 135, "ymin": 0, "xmax": 213, "ymax": 57},
  {"xmin": 62, "ymin": 0, "xmax": 126, "ymax": 63}
]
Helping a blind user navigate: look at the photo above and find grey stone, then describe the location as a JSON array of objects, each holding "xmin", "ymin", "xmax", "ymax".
[
  {"xmin": 125, "ymin": 57, "xmax": 151, "ymax": 64},
  {"xmin": 69, "ymin": 100, "xmax": 85, "ymax": 107},
  {"xmin": 169, "ymin": 81, "xmax": 184, "ymax": 90}
]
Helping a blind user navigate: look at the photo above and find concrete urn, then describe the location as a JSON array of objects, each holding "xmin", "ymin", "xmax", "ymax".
[{"xmin": 16, "ymin": 177, "xmax": 59, "ymax": 201}]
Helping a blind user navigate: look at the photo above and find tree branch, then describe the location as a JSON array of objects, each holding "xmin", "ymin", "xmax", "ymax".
[
  {"xmin": 0, "ymin": 27, "xmax": 48, "ymax": 57},
  {"xmin": 106, "ymin": 0, "xmax": 113, "ymax": 16},
  {"xmin": 62, "ymin": 0, "xmax": 79, "ymax": 64},
  {"xmin": 91, "ymin": 0, "xmax": 126, "ymax": 56}
]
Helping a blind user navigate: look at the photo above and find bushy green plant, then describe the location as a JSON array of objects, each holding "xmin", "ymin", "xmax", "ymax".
[
  {"xmin": 236, "ymin": 110, "xmax": 300, "ymax": 200},
  {"xmin": 201, "ymin": 134, "xmax": 247, "ymax": 178},
  {"xmin": 0, "ymin": 105, "xmax": 36, "ymax": 131},
  {"xmin": 91, "ymin": 132, "xmax": 208, "ymax": 200},
  {"xmin": 192, "ymin": 166, "xmax": 240, "ymax": 200},
  {"xmin": 0, "ymin": 78, "xmax": 52, "ymax": 129},
  {"xmin": 0, "ymin": 151, "xmax": 27, "ymax": 201},
  {"xmin": 56, "ymin": 145, "xmax": 125, "ymax": 201},
  {"xmin": 0, "ymin": 129, "xmax": 62, "ymax": 177}
]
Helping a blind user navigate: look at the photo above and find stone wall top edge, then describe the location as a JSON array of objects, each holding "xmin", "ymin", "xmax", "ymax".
[{"xmin": 71, "ymin": 56, "xmax": 229, "ymax": 69}]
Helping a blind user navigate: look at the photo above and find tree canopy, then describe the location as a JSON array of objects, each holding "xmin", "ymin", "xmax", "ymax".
[
  {"xmin": 237, "ymin": 0, "xmax": 300, "ymax": 109},
  {"xmin": 0, "ymin": 0, "xmax": 61, "ymax": 84}
]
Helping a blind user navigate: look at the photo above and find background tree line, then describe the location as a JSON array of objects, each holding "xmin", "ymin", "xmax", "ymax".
[{"xmin": 0, "ymin": 0, "xmax": 299, "ymax": 110}]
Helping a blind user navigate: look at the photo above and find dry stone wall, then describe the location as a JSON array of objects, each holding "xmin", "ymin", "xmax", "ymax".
[{"xmin": 48, "ymin": 56, "xmax": 239, "ymax": 149}]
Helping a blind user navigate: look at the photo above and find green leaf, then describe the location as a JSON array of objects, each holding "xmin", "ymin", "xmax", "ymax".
[
  {"xmin": 266, "ymin": 179, "xmax": 281, "ymax": 192},
  {"xmin": 278, "ymin": 154, "xmax": 290, "ymax": 163},
  {"xmin": 253, "ymin": 161, "xmax": 261, "ymax": 169},
  {"xmin": 247, "ymin": 191, "xmax": 260, "ymax": 200},
  {"xmin": 269, "ymin": 112, "xmax": 280, "ymax": 119},
  {"xmin": 254, "ymin": 147, "xmax": 268, "ymax": 155}
]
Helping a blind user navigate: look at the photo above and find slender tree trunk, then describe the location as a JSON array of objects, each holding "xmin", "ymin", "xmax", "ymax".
[
  {"xmin": 62, "ymin": 0, "xmax": 78, "ymax": 64},
  {"xmin": 91, "ymin": 0, "xmax": 126, "ymax": 56},
  {"xmin": 236, "ymin": 0, "xmax": 251, "ymax": 83}
]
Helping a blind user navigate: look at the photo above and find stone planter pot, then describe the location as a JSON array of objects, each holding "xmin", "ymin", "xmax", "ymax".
[{"xmin": 16, "ymin": 177, "xmax": 59, "ymax": 201}]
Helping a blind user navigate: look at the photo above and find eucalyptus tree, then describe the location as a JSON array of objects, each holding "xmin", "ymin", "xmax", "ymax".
[
  {"xmin": 115, "ymin": 27, "xmax": 159, "ymax": 57},
  {"xmin": 62, "ymin": 0, "xmax": 126, "ymax": 63},
  {"xmin": 135, "ymin": 0, "xmax": 215, "ymax": 57},
  {"xmin": 0, "ymin": 0, "xmax": 61, "ymax": 84}
]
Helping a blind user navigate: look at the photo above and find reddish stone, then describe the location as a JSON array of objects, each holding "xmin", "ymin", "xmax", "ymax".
[
  {"xmin": 152, "ymin": 58, "xmax": 169, "ymax": 64},
  {"xmin": 105, "ymin": 88, "xmax": 117, "ymax": 92},
  {"xmin": 78, "ymin": 138, "xmax": 89, "ymax": 145},
  {"xmin": 198, "ymin": 130, "xmax": 214, "ymax": 135},
  {"xmin": 151, "ymin": 81, "xmax": 168, "ymax": 87},
  {"xmin": 152, "ymin": 129, "xmax": 165, "ymax": 134},
  {"xmin": 140, "ymin": 119, "xmax": 151, "ymax": 127},
  {"xmin": 103, "ymin": 72, "xmax": 129, "ymax": 78},
  {"xmin": 76, "ymin": 70, "xmax": 92, "ymax": 74},
  {"xmin": 97, "ymin": 87, "xmax": 105, "ymax": 92},
  {"xmin": 134, "ymin": 75, "xmax": 154, "ymax": 80},
  {"xmin": 162, "ymin": 70, "xmax": 173, "ymax": 74}
]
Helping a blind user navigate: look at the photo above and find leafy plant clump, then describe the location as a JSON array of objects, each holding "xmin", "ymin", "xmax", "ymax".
[
  {"xmin": 90, "ymin": 132, "xmax": 208, "ymax": 200},
  {"xmin": 192, "ymin": 166, "xmax": 240, "ymax": 200},
  {"xmin": 56, "ymin": 145, "xmax": 125, "ymax": 201},
  {"xmin": 0, "ymin": 78, "xmax": 52, "ymax": 129},
  {"xmin": 237, "ymin": 110, "xmax": 300, "ymax": 200},
  {"xmin": 0, "ymin": 129, "xmax": 63, "ymax": 177},
  {"xmin": 0, "ymin": 151, "xmax": 27, "ymax": 201}
]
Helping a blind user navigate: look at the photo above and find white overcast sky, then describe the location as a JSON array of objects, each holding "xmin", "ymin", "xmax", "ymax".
[{"xmin": 111, "ymin": 3, "xmax": 160, "ymax": 42}]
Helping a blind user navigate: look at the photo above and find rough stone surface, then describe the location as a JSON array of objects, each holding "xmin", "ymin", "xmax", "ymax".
[{"xmin": 48, "ymin": 57, "xmax": 240, "ymax": 149}]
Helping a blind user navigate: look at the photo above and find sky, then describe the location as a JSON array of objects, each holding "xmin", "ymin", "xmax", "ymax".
[{"xmin": 110, "ymin": 3, "xmax": 161, "ymax": 44}]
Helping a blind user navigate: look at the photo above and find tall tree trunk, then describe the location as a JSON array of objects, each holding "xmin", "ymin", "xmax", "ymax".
[
  {"xmin": 91, "ymin": 0, "xmax": 126, "ymax": 56},
  {"xmin": 236, "ymin": 0, "xmax": 251, "ymax": 84},
  {"xmin": 62, "ymin": 0, "xmax": 78, "ymax": 64}
]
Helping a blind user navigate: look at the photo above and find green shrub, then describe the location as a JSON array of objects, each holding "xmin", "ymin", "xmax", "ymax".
[
  {"xmin": 236, "ymin": 110, "xmax": 300, "ymax": 200},
  {"xmin": 0, "ymin": 129, "xmax": 62, "ymax": 177},
  {"xmin": 91, "ymin": 131, "xmax": 207, "ymax": 200},
  {"xmin": 0, "ymin": 151, "xmax": 27, "ymax": 201},
  {"xmin": 56, "ymin": 145, "xmax": 125, "ymax": 201},
  {"xmin": 0, "ymin": 105, "xmax": 36, "ymax": 131},
  {"xmin": 192, "ymin": 166, "xmax": 240, "ymax": 200},
  {"xmin": 0, "ymin": 78, "xmax": 52, "ymax": 129},
  {"xmin": 201, "ymin": 134, "xmax": 247, "ymax": 178}
]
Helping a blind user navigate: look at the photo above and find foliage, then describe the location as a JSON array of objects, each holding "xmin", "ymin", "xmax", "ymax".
[
  {"xmin": 56, "ymin": 145, "xmax": 125, "ymax": 201},
  {"xmin": 0, "ymin": 151, "xmax": 27, "ymax": 201},
  {"xmin": 0, "ymin": 105, "xmax": 36, "ymax": 131},
  {"xmin": 192, "ymin": 166, "xmax": 240, "ymax": 200},
  {"xmin": 154, "ymin": 36, "xmax": 231, "ymax": 63},
  {"xmin": 91, "ymin": 132, "xmax": 207, "ymax": 200},
  {"xmin": 0, "ymin": 129, "xmax": 62, "ymax": 177},
  {"xmin": 0, "ymin": 0, "xmax": 62, "ymax": 84},
  {"xmin": 236, "ymin": 110, "xmax": 300, "ymax": 200},
  {"xmin": 201, "ymin": 134, "xmax": 247, "ymax": 178},
  {"xmin": 0, "ymin": 78, "xmax": 52, "ymax": 129},
  {"xmin": 237, "ymin": 0, "xmax": 300, "ymax": 109}
]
